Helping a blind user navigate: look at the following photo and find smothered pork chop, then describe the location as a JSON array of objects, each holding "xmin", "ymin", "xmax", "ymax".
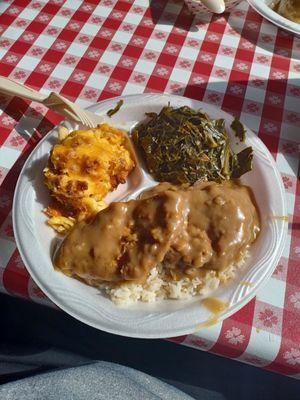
[{"xmin": 55, "ymin": 181, "xmax": 260, "ymax": 304}]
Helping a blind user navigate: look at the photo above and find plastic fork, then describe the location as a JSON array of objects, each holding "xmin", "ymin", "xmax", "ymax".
[
  {"xmin": 0, "ymin": 76, "xmax": 137, "ymax": 163},
  {"xmin": 0, "ymin": 76, "xmax": 98, "ymax": 128}
]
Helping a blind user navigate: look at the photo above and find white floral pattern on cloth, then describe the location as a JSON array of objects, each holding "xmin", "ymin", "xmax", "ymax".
[
  {"xmin": 0, "ymin": 115, "xmax": 15, "ymax": 127},
  {"xmin": 8, "ymin": 6, "xmax": 20, "ymax": 15},
  {"xmin": 225, "ymin": 327, "xmax": 245, "ymax": 345},
  {"xmin": 55, "ymin": 41, "xmax": 67, "ymax": 50},
  {"xmin": 283, "ymin": 348, "xmax": 300, "ymax": 366},
  {"xmin": 192, "ymin": 76, "xmax": 205, "ymax": 85},
  {"xmin": 81, "ymin": 4, "xmax": 94, "ymax": 12},
  {"xmin": 165, "ymin": 45, "xmax": 179, "ymax": 54},
  {"xmin": 132, "ymin": 37, "xmax": 145, "ymax": 46},
  {"xmin": 87, "ymin": 49, "xmax": 101, "ymax": 59},
  {"xmin": 263, "ymin": 122, "xmax": 278, "ymax": 134},
  {"xmin": 289, "ymin": 292, "xmax": 300, "ymax": 310},
  {"xmin": 99, "ymin": 29, "xmax": 112, "ymax": 38},
  {"xmin": 229, "ymin": 85, "xmax": 243, "ymax": 95},
  {"xmin": 5, "ymin": 54, "xmax": 18, "ymax": 64},
  {"xmin": 200, "ymin": 53, "xmax": 213, "ymax": 62},
  {"xmin": 156, "ymin": 67, "xmax": 170, "ymax": 77},
  {"xmin": 272, "ymin": 71, "xmax": 287, "ymax": 80},
  {"xmin": 37, "ymin": 14, "xmax": 50, "ymax": 22},
  {"xmin": 111, "ymin": 11, "xmax": 124, "ymax": 20},
  {"xmin": 39, "ymin": 63, "xmax": 52, "ymax": 73},
  {"xmin": 121, "ymin": 58, "xmax": 134, "ymax": 68},
  {"xmin": 293, "ymin": 246, "xmax": 300, "ymax": 258},
  {"xmin": 267, "ymin": 94, "xmax": 282, "ymax": 105},
  {"xmin": 22, "ymin": 33, "xmax": 35, "ymax": 42},
  {"xmin": 73, "ymin": 72, "xmax": 87, "ymax": 82},
  {"xmin": 236, "ymin": 62, "xmax": 249, "ymax": 71},
  {"xmin": 108, "ymin": 81, "xmax": 123, "ymax": 93},
  {"xmin": 68, "ymin": 22, "xmax": 81, "ymax": 30}
]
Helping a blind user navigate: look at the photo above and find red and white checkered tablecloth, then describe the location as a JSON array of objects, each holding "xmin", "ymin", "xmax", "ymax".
[{"xmin": 0, "ymin": 0, "xmax": 299, "ymax": 377}]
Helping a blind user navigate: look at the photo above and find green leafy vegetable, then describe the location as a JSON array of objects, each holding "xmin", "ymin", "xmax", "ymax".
[
  {"xmin": 231, "ymin": 118, "xmax": 246, "ymax": 142},
  {"xmin": 231, "ymin": 147, "xmax": 253, "ymax": 179},
  {"xmin": 107, "ymin": 100, "xmax": 124, "ymax": 118},
  {"xmin": 133, "ymin": 105, "xmax": 253, "ymax": 184}
]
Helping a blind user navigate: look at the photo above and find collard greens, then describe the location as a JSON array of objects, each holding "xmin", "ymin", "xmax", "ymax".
[{"xmin": 133, "ymin": 105, "xmax": 253, "ymax": 184}]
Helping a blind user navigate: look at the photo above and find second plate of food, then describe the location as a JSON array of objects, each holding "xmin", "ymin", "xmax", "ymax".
[
  {"xmin": 247, "ymin": 0, "xmax": 300, "ymax": 36},
  {"xmin": 13, "ymin": 93, "xmax": 287, "ymax": 338}
]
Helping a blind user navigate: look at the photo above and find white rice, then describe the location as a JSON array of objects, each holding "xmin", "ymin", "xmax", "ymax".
[{"xmin": 100, "ymin": 253, "xmax": 248, "ymax": 306}]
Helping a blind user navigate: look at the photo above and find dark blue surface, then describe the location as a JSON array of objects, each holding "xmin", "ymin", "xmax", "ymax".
[{"xmin": 0, "ymin": 293, "xmax": 299, "ymax": 399}]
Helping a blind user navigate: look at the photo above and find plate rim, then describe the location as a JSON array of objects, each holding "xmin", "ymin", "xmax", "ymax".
[{"xmin": 12, "ymin": 93, "xmax": 288, "ymax": 338}]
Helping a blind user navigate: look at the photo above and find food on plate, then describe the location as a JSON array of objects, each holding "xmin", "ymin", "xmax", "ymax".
[
  {"xmin": 107, "ymin": 99, "xmax": 124, "ymax": 117},
  {"xmin": 55, "ymin": 180, "xmax": 260, "ymax": 305},
  {"xmin": 44, "ymin": 123, "xmax": 135, "ymax": 233},
  {"xmin": 132, "ymin": 105, "xmax": 253, "ymax": 185},
  {"xmin": 272, "ymin": 0, "xmax": 300, "ymax": 23},
  {"xmin": 231, "ymin": 118, "xmax": 246, "ymax": 142}
]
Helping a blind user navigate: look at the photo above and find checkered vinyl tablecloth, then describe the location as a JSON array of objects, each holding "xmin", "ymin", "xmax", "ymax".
[{"xmin": 0, "ymin": 0, "xmax": 299, "ymax": 378}]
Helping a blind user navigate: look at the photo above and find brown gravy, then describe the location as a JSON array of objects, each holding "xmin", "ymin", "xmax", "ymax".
[
  {"xmin": 202, "ymin": 297, "xmax": 228, "ymax": 314},
  {"xmin": 55, "ymin": 181, "xmax": 260, "ymax": 285}
]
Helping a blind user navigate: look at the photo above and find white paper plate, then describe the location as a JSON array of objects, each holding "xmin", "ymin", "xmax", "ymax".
[
  {"xmin": 247, "ymin": 0, "xmax": 300, "ymax": 36},
  {"xmin": 13, "ymin": 93, "xmax": 287, "ymax": 338}
]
